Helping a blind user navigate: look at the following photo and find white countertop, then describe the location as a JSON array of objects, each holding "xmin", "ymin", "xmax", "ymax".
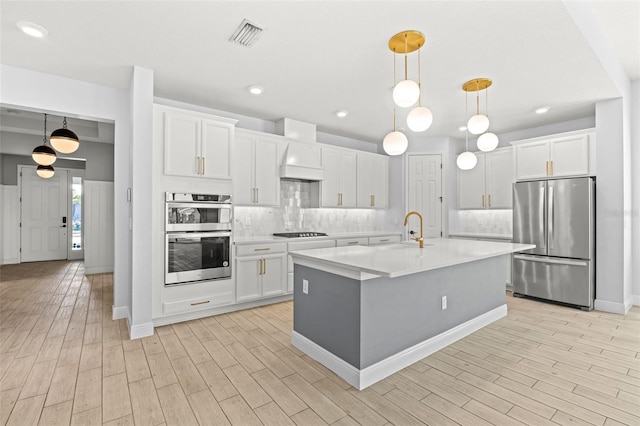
[
  {"xmin": 233, "ymin": 231, "xmax": 402, "ymax": 245},
  {"xmin": 289, "ymin": 238, "xmax": 534, "ymax": 279}
]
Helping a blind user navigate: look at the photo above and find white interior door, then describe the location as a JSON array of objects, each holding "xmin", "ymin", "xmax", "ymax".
[
  {"xmin": 20, "ymin": 166, "xmax": 69, "ymax": 262},
  {"xmin": 407, "ymin": 154, "xmax": 442, "ymax": 238}
]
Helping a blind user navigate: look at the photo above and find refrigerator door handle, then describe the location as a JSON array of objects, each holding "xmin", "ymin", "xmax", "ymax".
[
  {"xmin": 540, "ymin": 185, "xmax": 546, "ymax": 250},
  {"xmin": 548, "ymin": 186, "xmax": 554, "ymax": 250},
  {"xmin": 513, "ymin": 254, "xmax": 588, "ymax": 267}
]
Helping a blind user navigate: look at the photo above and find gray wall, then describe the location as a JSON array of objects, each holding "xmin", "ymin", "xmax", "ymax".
[
  {"xmin": 1, "ymin": 154, "xmax": 85, "ymax": 185},
  {"xmin": 0, "ymin": 130, "xmax": 114, "ymax": 182}
]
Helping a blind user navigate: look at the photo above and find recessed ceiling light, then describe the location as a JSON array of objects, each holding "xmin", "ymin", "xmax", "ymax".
[
  {"xmin": 535, "ymin": 106, "xmax": 550, "ymax": 114},
  {"xmin": 335, "ymin": 110, "xmax": 348, "ymax": 118},
  {"xmin": 17, "ymin": 21, "xmax": 48, "ymax": 38},
  {"xmin": 458, "ymin": 126, "xmax": 467, "ymax": 131},
  {"xmin": 248, "ymin": 85, "xmax": 264, "ymax": 95}
]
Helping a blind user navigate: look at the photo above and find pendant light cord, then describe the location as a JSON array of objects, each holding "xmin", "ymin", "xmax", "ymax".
[
  {"xmin": 43, "ymin": 113, "xmax": 48, "ymax": 145},
  {"xmin": 418, "ymin": 45, "xmax": 422, "ymax": 106},
  {"xmin": 393, "ymin": 48, "xmax": 397, "ymax": 131}
]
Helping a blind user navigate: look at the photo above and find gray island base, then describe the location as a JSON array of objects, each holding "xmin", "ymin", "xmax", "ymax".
[{"xmin": 289, "ymin": 239, "xmax": 534, "ymax": 390}]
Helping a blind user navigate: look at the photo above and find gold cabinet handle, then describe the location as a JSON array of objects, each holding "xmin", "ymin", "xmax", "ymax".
[
  {"xmin": 191, "ymin": 300, "xmax": 210, "ymax": 306},
  {"xmin": 379, "ymin": 239, "xmax": 390, "ymax": 242},
  {"xmin": 256, "ymin": 188, "xmax": 259, "ymax": 204},
  {"xmin": 372, "ymin": 195, "xmax": 375, "ymax": 206},
  {"xmin": 197, "ymin": 157, "xmax": 201, "ymax": 175},
  {"xmin": 347, "ymin": 241, "xmax": 359, "ymax": 245},
  {"xmin": 254, "ymin": 248, "xmax": 271, "ymax": 251},
  {"xmin": 258, "ymin": 259, "xmax": 263, "ymax": 275},
  {"xmin": 263, "ymin": 259, "xmax": 266, "ymax": 275},
  {"xmin": 550, "ymin": 160, "xmax": 553, "ymax": 175},
  {"xmin": 340, "ymin": 193, "xmax": 343, "ymax": 206},
  {"xmin": 488, "ymin": 194, "xmax": 491, "ymax": 207},
  {"xmin": 370, "ymin": 195, "xmax": 374, "ymax": 207},
  {"xmin": 202, "ymin": 157, "xmax": 206, "ymax": 175},
  {"xmin": 545, "ymin": 161, "xmax": 549, "ymax": 176},
  {"xmin": 252, "ymin": 188, "xmax": 257, "ymax": 203},
  {"xmin": 482, "ymin": 194, "xmax": 485, "ymax": 208}
]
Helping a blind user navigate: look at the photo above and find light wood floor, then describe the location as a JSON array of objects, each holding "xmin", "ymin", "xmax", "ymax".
[{"xmin": 1, "ymin": 261, "xmax": 639, "ymax": 426}]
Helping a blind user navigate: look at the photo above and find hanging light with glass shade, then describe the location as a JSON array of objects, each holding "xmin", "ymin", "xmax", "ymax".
[
  {"xmin": 406, "ymin": 36, "xmax": 433, "ymax": 132},
  {"xmin": 390, "ymin": 31, "xmax": 424, "ymax": 108},
  {"xmin": 457, "ymin": 130, "xmax": 478, "ymax": 170},
  {"xmin": 463, "ymin": 78, "xmax": 499, "ymax": 152},
  {"xmin": 383, "ymin": 108, "xmax": 408, "ymax": 156},
  {"xmin": 50, "ymin": 116, "xmax": 79, "ymax": 154},
  {"xmin": 32, "ymin": 113, "xmax": 57, "ymax": 166},
  {"xmin": 36, "ymin": 165, "xmax": 55, "ymax": 179}
]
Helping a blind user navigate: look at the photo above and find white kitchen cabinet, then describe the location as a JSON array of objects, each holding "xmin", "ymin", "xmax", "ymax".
[
  {"xmin": 233, "ymin": 130, "xmax": 281, "ymax": 206},
  {"xmin": 235, "ymin": 242, "xmax": 287, "ymax": 302},
  {"xmin": 513, "ymin": 131, "xmax": 594, "ymax": 181},
  {"xmin": 458, "ymin": 148, "xmax": 513, "ymax": 209},
  {"xmin": 158, "ymin": 105, "xmax": 235, "ymax": 179},
  {"xmin": 161, "ymin": 279, "xmax": 234, "ymax": 317},
  {"xmin": 335, "ymin": 237, "xmax": 368, "ymax": 247},
  {"xmin": 321, "ymin": 147, "xmax": 357, "ymax": 207},
  {"xmin": 356, "ymin": 153, "xmax": 389, "ymax": 209}
]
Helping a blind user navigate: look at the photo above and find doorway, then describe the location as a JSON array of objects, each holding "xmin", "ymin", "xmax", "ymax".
[
  {"xmin": 19, "ymin": 165, "xmax": 84, "ymax": 262},
  {"xmin": 406, "ymin": 154, "xmax": 443, "ymax": 238}
]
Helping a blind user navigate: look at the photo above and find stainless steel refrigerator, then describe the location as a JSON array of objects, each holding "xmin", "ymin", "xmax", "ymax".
[{"xmin": 512, "ymin": 177, "xmax": 595, "ymax": 310}]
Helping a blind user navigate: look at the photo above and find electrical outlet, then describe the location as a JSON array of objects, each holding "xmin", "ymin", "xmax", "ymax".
[
  {"xmin": 441, "ymin": 296, "xmax": 447, "ymax": 310},
  {"xmin": 302, "ymin": 279, "xmax": 309, "ymax": 294}
]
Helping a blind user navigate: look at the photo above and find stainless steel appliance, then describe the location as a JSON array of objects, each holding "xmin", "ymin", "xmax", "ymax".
[
  {"xmin": 165, "ymin": 193, "xmax": 232, "ymax": 285},
  {"xmin": 512, "ymin": 177, "xmax": 595, "ymax": 310}
]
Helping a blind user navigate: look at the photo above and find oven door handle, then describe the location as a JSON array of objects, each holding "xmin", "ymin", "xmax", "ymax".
[
  {"xmin": 167, "ymin": 231, "xmax": 231, "ymax": 239},
  {"xmin": 167, "ymin": 202, "xmax": 231, "ymax": 210}
]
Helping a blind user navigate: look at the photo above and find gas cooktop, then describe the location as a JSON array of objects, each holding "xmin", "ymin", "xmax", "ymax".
[{"xmin": 273, "ymin": 232, "xmax": 328, "ymax": 238}]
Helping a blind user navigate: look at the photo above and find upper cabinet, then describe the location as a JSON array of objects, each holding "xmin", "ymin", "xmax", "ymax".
[
  {"xmin": 458, "ymin": 147, "xmax": 514, "ymax": 209},
  {"xmin": 321, "ymin": 147, "xmax": 357, "ymax": 208},
  {"xmin": 233, "ymin": 129, "xmax": 282, "ymax": 206},
  {"xmin": 356, "ymin": 153, "xmax": 389, "ymax": 209},
  {"xmin": 512, "ymin": 130, "xmax": 595, "ymax": 181},
  {"xmin": 157, "ymin": 105, "xmax": 236, "ymax": 180}
]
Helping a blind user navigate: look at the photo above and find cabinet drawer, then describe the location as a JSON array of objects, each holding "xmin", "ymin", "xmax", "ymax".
[
  {"xmin": 163, "ymin": 283, "xmax": 233, "ymax": 315},
  {"xmin": 336, "ymin": 238, "xmax": 369, "ymax": 247},
  {"xmin": 368, "ymin": 235, "xmax": 401, "ymax": 245},
  {"xmin": 236, "ymin": 242, "xmax": 287, "ymax": 257}
]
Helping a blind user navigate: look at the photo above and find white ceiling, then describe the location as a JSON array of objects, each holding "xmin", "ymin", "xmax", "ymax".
[{"xmin": 0, "ymin": 1, "xmax": 638, "ymax": 144}]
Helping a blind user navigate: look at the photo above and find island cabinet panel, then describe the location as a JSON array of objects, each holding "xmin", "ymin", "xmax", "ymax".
[
  {"xmin": 356, "ymin": 153, "xmax": 389, "ymax": 209},
  {"xmin": 513, "ymin": 130, "xmax": 594, "ymax": 181},
  {"xmin": 233, "ymin": 130, "xmax": 281, "ymax": 206},
  {"xmin": 235, "ymin": 242, "xmax": 287, "ymax": 303},
  {"xmin": 320, "ymin": 147, "xmax": 357, "ymax": 208},
  {"xmin": 158, "ymin": 105, "xmax": 235, "ymax": 179}
]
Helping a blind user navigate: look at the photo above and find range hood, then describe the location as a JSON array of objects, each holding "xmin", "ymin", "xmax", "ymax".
[{"xmin": 280, "ymin": 143, "xmax": 323, "ymax": 181}]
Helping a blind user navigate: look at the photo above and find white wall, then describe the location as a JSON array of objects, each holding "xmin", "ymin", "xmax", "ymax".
[
  {"xmin": 84, "ymin": 180, "xmax": 114, "ymax": 273},
  {"xmin": 632, "ymin": 79, "xmax": 640, "ymax": 304},
  {"xmin": 1, "ymin": 185, "xmax": 20, "ymax": 264},
  {"xmin": 0, "ymin": 64, "xmax": 134, "ymax": 328}
]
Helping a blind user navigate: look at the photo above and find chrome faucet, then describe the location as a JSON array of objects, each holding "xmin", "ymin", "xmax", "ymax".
[{"xmin": 404, "ymin": 211, "xmax": 424, "ymax": 248}]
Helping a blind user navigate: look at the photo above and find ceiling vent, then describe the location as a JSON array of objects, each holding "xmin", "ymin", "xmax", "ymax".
[{"xmin": 229, "ymin": 19, "xmax": 265, "ymax": 47}]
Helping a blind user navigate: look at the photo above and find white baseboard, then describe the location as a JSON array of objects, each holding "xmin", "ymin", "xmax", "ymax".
[
  {"xmin": 594, "ymin": 298, "xmax": 628, "ymax": 315},
  {"xmin": 112, "ymin": 305, "xmax": 129, "ymax": 320},
  {"xmin": 632, "ymin": 295, "xmax": 640, "ymax": 307},
  {"xmin": 292, "ymin": 304, "xmax": 508, "ymax": 390},
  {"xmin": 129, "ymin": 321, "xmax": 154, "ymax": 339},
  {"xmin": 1, "ymin": 258, "xmax": 19, "ymax": 265},
  {"xmin": 85, "ymin": 265, "xmax": 114, "ymax": 275}
]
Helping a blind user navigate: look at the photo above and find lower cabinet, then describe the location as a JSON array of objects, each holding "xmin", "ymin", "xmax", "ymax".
[
  {"xmin": 161, "ymin": 280, "xmax": 234, "ymax": 316},
  {"xmin": 235, "ymin": 243, "xmax": 287, "ymax": 303}
]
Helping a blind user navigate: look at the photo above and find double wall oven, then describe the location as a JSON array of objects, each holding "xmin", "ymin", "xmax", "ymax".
[{"xmin": 165, "ymin": 193, "xmax": 232, "ymax": 286}]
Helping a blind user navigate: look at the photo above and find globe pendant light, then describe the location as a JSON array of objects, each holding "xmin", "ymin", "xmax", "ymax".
[
  {"xmin": 477, "ymin": 132, "xmax": 499, "ymax": 152},
  {"xmin": 463, "ymin": 78, "xmax": 492, "ymax": 135},
  {"xmin": 389, "ymin": 31, "xmax": 424, "ymax": 108},
  {"xmin": 383, "ymin": 108, "xmax": 408, "ymax": 156},
  {"xmin": 32, "ymin": 113, "xmax": 57, "ymax": 166},
  {"xmin": 36, "ymin": 165, "xmax": 55, "ymax": 179},
  {"xmin": 457, "ymin": 131, "xmax": 477, "ymax": 170},
  {"xmin": 50, "ymin": 117, "xmax": 79, "ymax": 154},
  {"xmin": 407, "ymin": 44, "xmax": 433, "ymax": 132}
]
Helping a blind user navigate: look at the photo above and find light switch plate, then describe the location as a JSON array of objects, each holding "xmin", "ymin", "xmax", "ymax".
[{"xmin": 303, "ymin": 279, "xmax": 309, "ymax": 294}]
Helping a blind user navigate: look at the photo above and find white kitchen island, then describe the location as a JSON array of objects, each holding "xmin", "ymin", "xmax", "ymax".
[{"xmin": 289, "ymin": 238, "xmax": 534, "ymax": 389}]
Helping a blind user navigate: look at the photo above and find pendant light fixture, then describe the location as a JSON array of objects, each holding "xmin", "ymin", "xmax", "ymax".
[
  {"xmin": 36, "ymin": 165, "xmax": 55, "ymax": 179},
  {"xmin": 50, "ymin": 116, "xmax": 79, "ymax": 154},
  {"xmin": 390, "ymin": 31, "xmax": 424, "ymax": 108},
  {"xmin": 32, "ymin": 113, "xmax": 57, "ymax": 166},
  {"xmin": 463, "ymin": 78, "xmax": 491, "ymax": 135},
  {"xmin": 406, "ymin": 39, "xmax": 433, "ymax": 132},
  {"xmin": 383, "ymin": 108, "xmax": 408, "ymax": 156},
  {"xmin": 457, "ymin": 130, "xmax": 478, "ymax": 170}
]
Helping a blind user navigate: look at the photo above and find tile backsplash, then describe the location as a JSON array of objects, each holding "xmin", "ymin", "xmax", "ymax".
[
  {"xmin": 449, "ymin": 209, "xmax": 513, "ymax": 235},
  {"xmin": 233, "ymin": 180, "xmax": 382, "ymax": 237}
]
